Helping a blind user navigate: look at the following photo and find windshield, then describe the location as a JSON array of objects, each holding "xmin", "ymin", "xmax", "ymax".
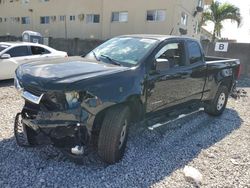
[
  {"xmin": 0, "ymin": 44, "xmax": 9, "ymax": 53},
  {"xmin": 86, "ymin": 37, "xmax": 158, "ymax": 67}
]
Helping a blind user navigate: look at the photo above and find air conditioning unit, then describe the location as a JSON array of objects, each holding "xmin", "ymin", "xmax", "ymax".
[
  {"xmin": 179, "ymin": 28, "xmax": 188, "ymax": 35},
  {"xmin": 78, "ymin": 14, "xmax": 85, "ymax": 21},
  {"xmin": 196, "ymin": 6, "xmax": 204, "ymax": 12},
  {"xmin": 50, "ymin": 16, "xmax": 56, "ymax": 22},
  {"xmin": 15, "ymin": 17, "xmax": 20, "ymax": 23}
]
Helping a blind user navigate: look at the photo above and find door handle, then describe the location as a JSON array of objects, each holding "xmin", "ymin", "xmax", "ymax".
[{"xmin": 181, "ymin": 74, "xmax": 189, "ymax": 79}]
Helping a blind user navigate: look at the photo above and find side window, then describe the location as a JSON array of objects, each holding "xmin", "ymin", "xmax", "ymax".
[
  {"xmin": 187, "ymin": 41, "xmax": 202, "ymax": 64},
  {"xmin": 154, "ymin": 42, "xmax": 185, "ymax": 70},
  {"xmin": 6, "ymin": 46, "xmax": 31, "ymax": 57},
  {"xmin": 31, "ymin": 46, "xmax": 50, "ymax": 55}
]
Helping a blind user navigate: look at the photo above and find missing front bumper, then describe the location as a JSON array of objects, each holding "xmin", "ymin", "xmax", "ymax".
[{"xmin": 15, "ymin": 107, "xmax": 90, "ymax": 148}]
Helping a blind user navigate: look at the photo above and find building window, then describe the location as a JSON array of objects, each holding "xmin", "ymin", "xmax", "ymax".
[
  {"xmin": 10, "ymin": 17, "xmax": 14, "ymax": 23},
  {"xmin": 0, "ymin": 0, "xmax": 6, "ymax": 4},
  {"xmin": 69, "ymin": 15, "xmax": 76, "ymax": 21},
  {"xmin": 86, "ymin": 14, "xmax": 100, "ymax": 23},
  {"xmin": 22, "ymin": 0, "xmax": 29, "ymax": 4},
  {"xmin": 111, "ymin": 11, "xmax": 128, "ymax": 22},
  {"xmin": 10, "ymin": 17, "xmax": 20, "ymax": 23},
  {"xmin": 181, "ymin": 12, "xmax": 188, "ymax": 26},
  {"xmin": 59, "ymin": 15, "xmax": 65, "ymax": 22},
  {"xmin": 21, "ymin": 17, "xmax": 30, "ymax": 24},
  {"xmin": 40, "ymin": 16, "xmax": 50, "ymax": 24},
  {"xmin": 147, "ymin": 10, "xmax": 166, "ymax": 21},
  {"xmin": 198, "ymin": 0, "xmax": 203, "ymax": 7}
]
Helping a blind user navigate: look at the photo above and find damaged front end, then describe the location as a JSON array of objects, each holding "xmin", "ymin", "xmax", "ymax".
[{"xmin": 14, "ymin": 81, "xmax": 99, "ymax": 155}]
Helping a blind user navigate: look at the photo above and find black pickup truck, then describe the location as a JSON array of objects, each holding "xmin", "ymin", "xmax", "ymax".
[{"xmin": 14, "ymin": 35, "xmax": 241, "ymax": 164}]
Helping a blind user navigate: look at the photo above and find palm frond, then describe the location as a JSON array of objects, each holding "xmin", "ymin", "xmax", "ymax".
[
  {"xmin": 202, "ymin": 0, "xmax": 242, "ymax": 41},
  {"xmin": 218, "ymin": 3, "xmax": 241, "ymax": 26},
  {"xmin": 200, "ymin": 11, "xmax": 213, "ymax": 26}
]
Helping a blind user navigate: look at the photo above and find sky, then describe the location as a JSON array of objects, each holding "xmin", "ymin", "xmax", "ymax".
[{"xmin": 203, "ymin": 0, "xmax": 250, "ymax": 43}]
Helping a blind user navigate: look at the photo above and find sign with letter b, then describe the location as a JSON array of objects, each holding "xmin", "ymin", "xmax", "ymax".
[{"xmin": 215, "ymin": 42, "xmax": 229, "ymax": 52}]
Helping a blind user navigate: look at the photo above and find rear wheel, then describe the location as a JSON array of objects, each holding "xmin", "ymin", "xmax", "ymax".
[
  {"xmin": 205, "ymin": 86, "xmax": 229, "ymax": 116},
  {"xmin": 98, "ymin": 105, "xmax": 131, "ymax": 164}
]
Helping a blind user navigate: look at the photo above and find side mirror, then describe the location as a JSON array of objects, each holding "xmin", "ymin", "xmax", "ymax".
[
  {"xmin": 81, "ymin": 52, "xmax": 87, "ymax": 57},
  {"xmin": 155, "ymin": 58, "xmax": 170, "ymax": 71},
  {"xmin": 149, "ymin": 58, "xmax": 170, "ymax": 75},
  {"xmin": 0, "ymin": 54, "xmax": 11, "ymax": 59}
]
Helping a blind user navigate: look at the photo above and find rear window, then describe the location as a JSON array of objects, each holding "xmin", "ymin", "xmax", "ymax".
[
  {"xmin": 31, "ymin": 46, "xmax": 50, "ymax": 55},
  {"xmin": 187, "ymin": 41, "xmax": 203, "ymax": 64},
  {"xmin": 0, "ymin": 44, "xmax": 10, "ymax": 52}
]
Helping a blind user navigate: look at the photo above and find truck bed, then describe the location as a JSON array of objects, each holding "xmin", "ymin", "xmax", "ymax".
[{"xmin": 205, "ymin": 56, "xmax": 239, "ymax": 63}]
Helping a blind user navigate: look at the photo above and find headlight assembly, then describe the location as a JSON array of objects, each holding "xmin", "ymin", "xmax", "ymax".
[
  {"xmin": 65, "ymin": 91, "xmax": 80, "ymax": 108},
  {"xmin": 14, "ymin": 76, "xmax": 23, "ymax": 93}
]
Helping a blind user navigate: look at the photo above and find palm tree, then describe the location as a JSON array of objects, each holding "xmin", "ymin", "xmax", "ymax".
[{"xmin": 201, "ymin": 1, "xmax": 242, "ymax": 42}]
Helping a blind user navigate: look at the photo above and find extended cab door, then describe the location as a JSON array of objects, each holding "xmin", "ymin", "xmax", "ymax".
[
  {"xmin": 146, "ymin": 40, "xmax": 190, "ymax": 113},
  {"xmin": 0, "ymin": 46, "xmax": 31, "ymax": 79},
  {"xmin": 184, "ymin": 40, "xmax": 207, "ymax": 101}
]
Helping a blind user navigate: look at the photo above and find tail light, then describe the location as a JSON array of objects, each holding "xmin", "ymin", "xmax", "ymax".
[{"xmin": 236, "ymin": 63, "xmax": 241, "ymax": 80}]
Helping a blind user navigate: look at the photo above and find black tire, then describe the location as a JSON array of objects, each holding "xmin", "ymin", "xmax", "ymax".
[
  {"xmin": 98, "ymin": 105, "xmax": 131, "ymax": 164},
  {"xmin": 14, "ymin": 113, "xmax": 31, "ymax": 147},
  {"xmin": 205, "ymin": 85, "xmax": 229, "ymax": 116}
]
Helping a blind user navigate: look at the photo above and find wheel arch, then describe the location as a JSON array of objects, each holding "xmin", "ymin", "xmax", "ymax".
[
  {"xmin": 205, "ymin": 72, "xmax": 234, "ymax": 102},
  {"xmin": 219, "ymin": 76, "xmax": 234, "ymax": 92},
  {"xmin": 91, "ymin": 94, "xmax": 144, "ymax": 136}
]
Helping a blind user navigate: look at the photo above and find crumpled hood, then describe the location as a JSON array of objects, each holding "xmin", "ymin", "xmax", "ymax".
[{"xmin": 16, "ymin": 57, "xmax": 130, "ymax": 91}]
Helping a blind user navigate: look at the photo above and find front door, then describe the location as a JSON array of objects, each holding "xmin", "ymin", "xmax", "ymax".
[
  {"xmin": 146, "ymin": 40, "xmax": 190, "ymax": 113},
  {"xmin": 146, "ymin": 40, "xmax": 207, "ymax": 113}
]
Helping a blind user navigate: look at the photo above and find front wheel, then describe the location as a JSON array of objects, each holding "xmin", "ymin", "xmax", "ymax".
[
  {"xmin": 14, "ymin": 113, "xmax": 30, "ymax": 147},
  {"xmin": 98, "ymin": 105, "xmax": 131, "ymax": 164},
  {"xmin": 205, "ymin": 86, "xmax": 229, "ymax": 116}
]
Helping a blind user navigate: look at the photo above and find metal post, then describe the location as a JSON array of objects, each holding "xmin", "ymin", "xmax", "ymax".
[{"xmin": 64, "ymin": 15, "xmax": 67, "ymax": 39}]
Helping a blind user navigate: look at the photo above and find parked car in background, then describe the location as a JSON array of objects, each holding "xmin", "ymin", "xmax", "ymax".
[{"xmin": 0, "ymin": 42, "xmax": 67, "ymax": 80}]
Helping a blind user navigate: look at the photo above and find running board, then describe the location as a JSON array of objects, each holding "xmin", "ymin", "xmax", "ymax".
[{"xmin": 148, "ymin": 108, "xmax": 204, "ymax": 130}]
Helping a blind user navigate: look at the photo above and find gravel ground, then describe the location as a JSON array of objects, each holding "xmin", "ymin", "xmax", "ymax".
[{"xmin": 0, "ymin": 78, "xmax": 249, "ymax": 188}]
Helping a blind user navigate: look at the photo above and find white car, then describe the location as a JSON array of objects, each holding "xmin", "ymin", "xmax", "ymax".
[{"xmin": 0, "ymin": 42, "xmax": 68, "ymax": 80}]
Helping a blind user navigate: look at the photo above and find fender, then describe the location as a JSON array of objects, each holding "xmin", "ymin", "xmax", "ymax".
[
  {"xmin": 80, "ymin": 70, "xmax": 145, "ymax": 132},
  {"xmin": 203, "ymin": 66, "xmax": 235, "ymax": 102}
]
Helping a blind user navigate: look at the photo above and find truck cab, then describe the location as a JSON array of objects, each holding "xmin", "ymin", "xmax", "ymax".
[{"xmin": 146, "ymin": 38, "xmax": 207, "ymax": 113}]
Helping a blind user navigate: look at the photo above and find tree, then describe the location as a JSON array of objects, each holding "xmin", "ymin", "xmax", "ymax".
[{"xmin": 201, "ymin": 1, "xmax": 241, "ymax": 42}]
